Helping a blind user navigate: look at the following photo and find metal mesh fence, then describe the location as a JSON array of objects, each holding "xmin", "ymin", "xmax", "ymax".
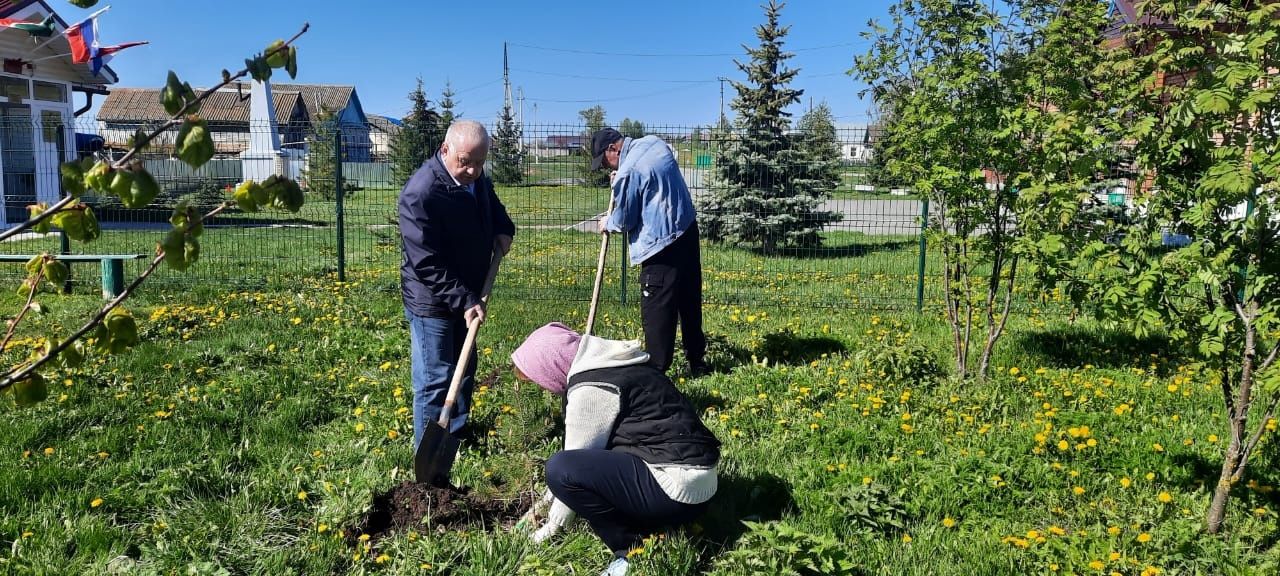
[{"xmin": 0, "ymin": 116, "xmax": 954, "ymax": 310}]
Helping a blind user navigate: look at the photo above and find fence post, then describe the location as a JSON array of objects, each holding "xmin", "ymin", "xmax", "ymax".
[
  {"xmin": 59, "ymin": 211, "xmax": 71, "ymax": 294},
  {"xmin": 334, "ymin": 124, "xmax": 346, "ymax": 282},
  {"xmin": 915, "ymin": 198, "xmax": 929, "ymax": 313}
]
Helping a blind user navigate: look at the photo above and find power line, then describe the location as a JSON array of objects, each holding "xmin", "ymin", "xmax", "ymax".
[
  {"xmin": 455, "ymin": 77, "xmax": 504, "ymax": 94},
  {"xmin": 807, "ymin": 70, "xmax": 854, "ymax": 79},
  {"xmin": 512, "ymin": 68, "xmax": 717, "ymax": 84},
  {"xmin": 507, "ymin": 41, "xmax": 865, "ymax": 58},
  {"xmin": 513, "ymin": 67, "xmax": 852, "ymax": 84},
  {"xmin": 526, "ymin": 83, "xmax": 706, "ymax": 104}
]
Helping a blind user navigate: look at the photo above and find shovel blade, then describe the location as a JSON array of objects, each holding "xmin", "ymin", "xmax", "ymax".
[{"xmin": 414, "ymin": 423, "xmax": 460, "ymax": 487}]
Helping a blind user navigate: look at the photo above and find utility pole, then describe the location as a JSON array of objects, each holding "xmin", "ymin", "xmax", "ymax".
[
  {"xmin": 532, "ymin": 102, "xmax": 539, "ymax": 163},
  {"xmin": 717, "ymin": 77, "xmax": 728, "ymax": 126},
  {"xmin": 503, "ymin": 42, "xmax": 512, "ymax": 112},
  {"xmin": 517, "ymin": 87, "xmax": 525, "ymax": 152}
]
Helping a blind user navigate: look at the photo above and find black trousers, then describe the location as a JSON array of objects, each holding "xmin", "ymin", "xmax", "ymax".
[
  {"xmin": 639, "ymin": 223, "xmax": 706, "ymax": 372},
  {"xmin": 544, "ymin": 449, "xmax": 709, "ymax": 557}
]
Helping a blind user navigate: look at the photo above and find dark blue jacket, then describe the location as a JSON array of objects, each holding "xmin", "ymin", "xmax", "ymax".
[{"xmin": 399, "ymin": 154, "xmax": 515, "ymax": 317}]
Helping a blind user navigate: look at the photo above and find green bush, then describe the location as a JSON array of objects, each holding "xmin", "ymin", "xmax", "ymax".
[
  {"xmin": 834, "ymin": 482, "xmax": 910, "ymax": 536},
  {"xmin": 711, "ymin": 521, "xmax": 856, "ymax": 576},
  {"xmin": 853, "ymin": 334, "xmax": 944, "ymax": 384}
]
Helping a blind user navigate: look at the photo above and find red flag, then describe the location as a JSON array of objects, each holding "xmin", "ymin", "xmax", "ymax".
[
  {"xmin": 65, "ymin": 17, "xmax": 96, "ymax": 63},
  {"xmin": 91, "ymin": 41, "xmax": 147, "ymax": 75},
  {"xmin": 97, "ymin": 41, "xmax": 148, "ymax": 58}
]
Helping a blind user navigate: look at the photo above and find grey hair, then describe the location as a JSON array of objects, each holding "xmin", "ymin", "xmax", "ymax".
[{"xmin": 445, "ymin": 120, "xmax": 490, "ymax": 149}]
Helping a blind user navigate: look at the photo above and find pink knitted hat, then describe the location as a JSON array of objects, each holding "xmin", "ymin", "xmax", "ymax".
[{"xmin": 511, "ymin": 322, "xmax": 581, "ymax": 395}]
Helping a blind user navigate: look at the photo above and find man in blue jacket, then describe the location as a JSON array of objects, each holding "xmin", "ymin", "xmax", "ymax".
[
  {"xmin": 399, "ymin": 120, "xmax": 515, "ymax": 450},
  {"xmin": 591, "ymin": 128, "xmax": 707, "ymax": 376}
]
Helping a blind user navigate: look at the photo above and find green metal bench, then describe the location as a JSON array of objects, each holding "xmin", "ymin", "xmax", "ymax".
[{"xmin": 0, "ymin": 254, "xmax": 148, "ymax": 299}]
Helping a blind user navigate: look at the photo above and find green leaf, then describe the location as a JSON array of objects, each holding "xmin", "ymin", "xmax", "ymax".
[
  {"xmin": 174, "ymin": 117, "xmax": 214, "ymax": 169},
  {"xmin": 1198, "ymin": 337, "xmax": 1225, "ymax": 357},
  {"xmin": 1193, "ymin": 88, "xmax": 1232, "ymax": 114},
  {"xmin": 12, "ymin": 373, "xmax": 47, "ymax": 407}
]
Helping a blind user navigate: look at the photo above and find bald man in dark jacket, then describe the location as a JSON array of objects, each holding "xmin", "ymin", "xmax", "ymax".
[{"xmin": 399, "ymin": 120, "xmax": 514, "ymax": 450}]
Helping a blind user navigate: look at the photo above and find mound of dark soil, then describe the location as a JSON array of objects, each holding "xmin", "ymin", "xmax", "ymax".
[{"xmin": 344, "ymin": 481, "xmax": 531, "ymax": 545}]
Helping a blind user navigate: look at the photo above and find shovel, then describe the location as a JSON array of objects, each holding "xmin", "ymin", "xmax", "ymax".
[
  {"xmin": 584, "ymin": 199, "xmax": 615, "ymax": 337},
  {"xmin": 414, "ymin": 250, "xmax": 504, "ymax": 486}
]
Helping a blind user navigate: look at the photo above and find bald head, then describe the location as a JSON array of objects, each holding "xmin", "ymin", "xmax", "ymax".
[
  {"xmin": 441, "ymin": 120, "xmax": 490, "ymax": 186},
  {"xmin": 445, "ymin": 120, "xmax": 490, "ymax": 150}
]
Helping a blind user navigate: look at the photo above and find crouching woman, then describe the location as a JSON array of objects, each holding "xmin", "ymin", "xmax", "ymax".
[{"xmin": 511, "ymin": 322, "xmax": 720, "ymax": 576}]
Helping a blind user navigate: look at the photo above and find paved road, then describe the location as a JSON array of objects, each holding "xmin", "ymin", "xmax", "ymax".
[{"xmin": 681, "ymin": 167, "xmax": 924, "ymax": 236}]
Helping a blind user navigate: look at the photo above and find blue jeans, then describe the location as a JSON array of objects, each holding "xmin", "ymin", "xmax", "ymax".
[{"xmin": 406, "ymin": 310, "xmax": 476, "ymax": 451}]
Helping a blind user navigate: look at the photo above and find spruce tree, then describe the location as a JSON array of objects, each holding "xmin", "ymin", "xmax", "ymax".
[
  {"xmin": 390, "ymin": 78, "xmax": 442, "ymax": 187},
  {"xmin": 491, "ymin": 103, "xmax": 524, "ymax": 184},
  {"xmin": 795, "ymin": 102, "xmax": 841, "ymax": 197},
  {"xmin": 439, "ymin": 80, "xmax": 457, "ymax": 127},
  {"xmin": 699, "ymin": 0, "xmax": 836, "ymax": 251},
  {"xmin": 303, "ymin": 110, "xmax": 345, "ymax": 200}
]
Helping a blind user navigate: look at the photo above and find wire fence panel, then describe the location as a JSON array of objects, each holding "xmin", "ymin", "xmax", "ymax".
[{"xmin": 0, "ymin": 115, "xmax": 988, "ymax": 311}]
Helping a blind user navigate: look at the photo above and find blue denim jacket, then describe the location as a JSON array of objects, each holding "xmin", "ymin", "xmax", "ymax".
[{"xmin": 604, "ymin": 136, "xmax": 696, "ymax": 265}]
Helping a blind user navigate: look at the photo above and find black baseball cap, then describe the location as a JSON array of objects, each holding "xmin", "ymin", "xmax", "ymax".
[{"xmin": 590, "ymin": 128, "xmax": 623, "ymax": 171}]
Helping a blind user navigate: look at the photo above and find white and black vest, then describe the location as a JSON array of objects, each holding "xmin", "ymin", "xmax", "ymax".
[{"xmin": 566, "ymin": 364, "xmax": 720, "ymax": 467}]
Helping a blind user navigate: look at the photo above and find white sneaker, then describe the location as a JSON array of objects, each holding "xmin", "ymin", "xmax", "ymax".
[{"xmin": 600, "ymin": 557, "xmax": 629, "ymax": 576}]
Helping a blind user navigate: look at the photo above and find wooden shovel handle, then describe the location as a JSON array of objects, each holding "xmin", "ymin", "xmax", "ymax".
[
  {"xmin": 585, "ymin": 198, "xmax": 616, "ymax": 337},
  {"xmin": 438, "ymin": 250, "xmax": 503, "ymax": 428}
]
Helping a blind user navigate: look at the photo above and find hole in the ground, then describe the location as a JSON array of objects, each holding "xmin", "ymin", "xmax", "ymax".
[{"xmin": 344, "ymin": 480, "xmax": 532, "ymax": 546}]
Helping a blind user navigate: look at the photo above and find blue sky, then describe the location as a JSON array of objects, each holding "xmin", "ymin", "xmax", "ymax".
[{"xmin": 88, "ymin": 0, "xmax": 894, "ymax": 127}]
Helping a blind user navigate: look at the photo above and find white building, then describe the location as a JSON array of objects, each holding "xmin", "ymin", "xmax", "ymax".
[{"xmin": 0, "ymin": 0, "xmax": 119, "ymax": 226}]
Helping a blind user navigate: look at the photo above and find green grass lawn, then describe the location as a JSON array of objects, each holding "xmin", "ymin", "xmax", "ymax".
[{"xmin": 2, "ymin": 224, "xmax": 1278, "ymax": 575}]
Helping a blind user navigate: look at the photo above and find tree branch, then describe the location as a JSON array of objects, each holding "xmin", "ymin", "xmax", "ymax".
[
  {"xmin": 1238, "ymin": 393, "xmax": 1279, "ymax": 475},
  {"xmin": 0, "ymin": 23, "xmax": 309, "ymax": 248},
  {"xmin": 114, "ymin": 22, "xmax": 310, "ymax": 167},
  {"xmin": 0, "ymin": 196, "xmax": 75, "ymax": 244},
  {"xmin": 0, "ymin": 202, "xmax": 234, "ymax": 392},
  {"xmin": 1, "ymin": 265, "xmax": 45, "ymax": 353}
]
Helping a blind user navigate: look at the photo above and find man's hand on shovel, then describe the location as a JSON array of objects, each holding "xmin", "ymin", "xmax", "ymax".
[{"xmin": 464, "ymin": 303, "xmax": 486, "ymax": 326}]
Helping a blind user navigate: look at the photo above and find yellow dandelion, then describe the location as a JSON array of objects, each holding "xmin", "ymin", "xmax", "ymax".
[
  {"xmin": 1136, "ymin": 532, "xmax": 1152, "ymax": 543},
  {"xmin": 902, "ymin": 534, "xmax": 913, "ymax": 543},
  {"xmin": 297, "ymin": 491, "xmax": 308, "ymax": 501},
  {"xmin": 90, "ymin": 498, "xmax": 103, "ymax": 508},
  {"xmin": 1089, "ymin": 560, "xmax": 1106, "ymax": 570},
  {"xmin": 1157, "ymin": 492, "xmax": 1172, "ymax": 503},
  {"xmin": 942, "ymin": 517, "xmax": 956, "ymax": 528}
]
